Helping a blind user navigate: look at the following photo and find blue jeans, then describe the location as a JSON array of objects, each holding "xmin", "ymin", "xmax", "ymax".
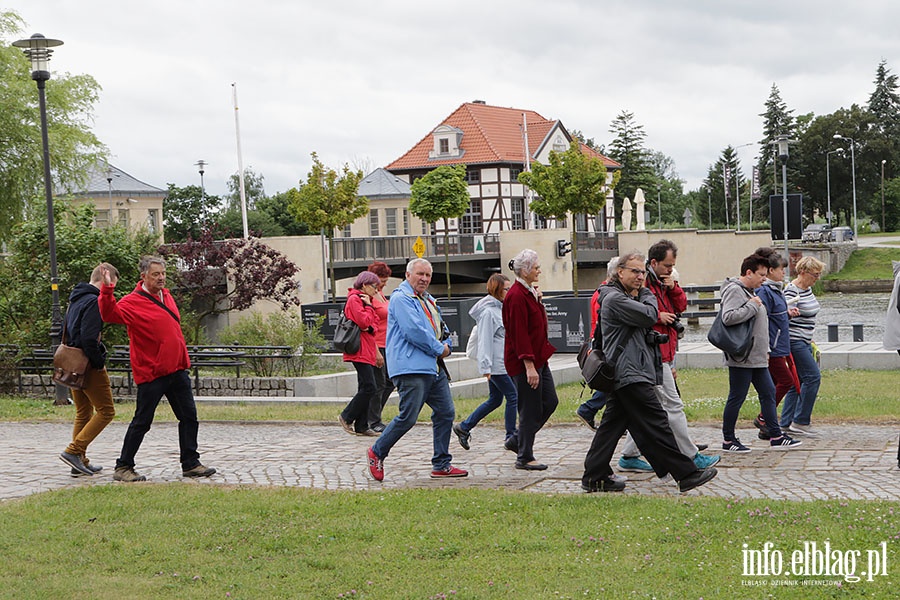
[
  {"xmin": 460, "ymin": 373, "xmax": 518, "ymax": 439},
  {"xmin": 117, "ymin": 370, "xmax": 201, "ymax": 471},
  {"xmin": 722, "ymin": 367, "xmax": 782, "ymax": 442},
  {"xmin": 779, "ymin": 340, "xmax": 821, "ymax": 427},
  {"xmin": 578, "ymin": 389, "xmax": 608, "ymax": 419},
  {"xmin": 371, "ymin": 371, "xmax": 455, "ymax": 470}
]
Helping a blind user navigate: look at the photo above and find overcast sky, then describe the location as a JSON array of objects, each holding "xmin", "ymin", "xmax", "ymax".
[{"xmin": 10, "ymin": 1, "xmax": 900, "ymax": 198}]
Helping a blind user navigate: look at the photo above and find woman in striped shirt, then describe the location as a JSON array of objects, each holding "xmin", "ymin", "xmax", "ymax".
[{"xmin": 779, "ymin": 256, "xmax": 826, "ymax": 436}]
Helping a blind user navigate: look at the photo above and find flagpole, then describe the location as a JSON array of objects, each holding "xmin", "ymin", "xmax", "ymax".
[{"xmin": 232, "ymin": 82, "xmax": 249, "ymax": 239}]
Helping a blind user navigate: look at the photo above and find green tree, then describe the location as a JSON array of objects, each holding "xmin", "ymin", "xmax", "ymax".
[
  {"xmin": 255, "ymin": 190, "xmax": 310, "ymax": 236},
  {"xmin": 225, "ymin": 167, "xmax": 267, "ymax": 212},
  {"xmin": 647, "ymin": 150, "xmax": 688, "ymax": 226},
  {"xmin": 606, "ymin": 110, "xmax": 655, "ymax": 213},
  {"xmin": 882, "ymin": 177, "xmax": 900, "ymax": 232},
  {"xmin": 757, "ymin": 84, "xmax": 796, "ymax": 203},
  {"xmin": 0, "ymin": 199, "xmax": 158, "ymax": 348},
  {"xmin": 163, "ymin": 184, "xmax": 222, "ymax": 242},
  {"xmin": 868, "ymin": 60, "xmax": 900, "ymax": 130},
  {"xmin": 409, "ymin": 164, "xmax": 471, "ymax": 299},
  {"xmin": 0, "ymin": 10, "xmax": 106, "ymax": 242},
  {"xmin": 289, "ymin": 153, "xmax": 367, "ymax": 300},
  {"xmin": 518, "ymin": 141, "xmax": 616, "ymax": 295}
]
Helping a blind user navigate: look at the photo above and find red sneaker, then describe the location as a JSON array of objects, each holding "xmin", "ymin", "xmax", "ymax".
[
  {"xmin": 366, "ymin": 447, "xmax": 384, "ymax": 482},
  {"xmin": 430, "ymin": 466, "xmax": 468, "ymax": 478}
]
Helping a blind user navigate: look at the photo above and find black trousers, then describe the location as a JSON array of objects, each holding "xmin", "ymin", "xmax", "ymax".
[
  {"xmin": 513, "ymin": 365, "xmax": 558, "ymax": 463},
  {"xmin": 341, "ymin": 362, "xmax": 378, "ymax": 433},
  {"xmin": 367, "ymin": 347, "xmax": 395, "ymax": 428},
  {"xmin": 117, "ymin": 370, "xmax": 201, "ymax": 471},
  {"xmin": 583, "ymin": 381, "xmax": 697, "ymax": 485}
]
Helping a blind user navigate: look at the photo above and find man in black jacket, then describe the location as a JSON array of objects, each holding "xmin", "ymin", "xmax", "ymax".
[
  {"xmin": 58, "ymin": 263, "xmax": 119, "ymax": 476},
  {"xmin": 581, "ymin": 251, "xmax": 718, "ymax": 494}
]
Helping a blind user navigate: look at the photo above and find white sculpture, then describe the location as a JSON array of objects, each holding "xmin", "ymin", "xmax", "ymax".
[
  {"xmin": 621, "ymin": 196, "xmax": 633, "ymax": 231},
  {"xmin": 634, "ymin": 188, "xmax": 646, "ymax": 231}
]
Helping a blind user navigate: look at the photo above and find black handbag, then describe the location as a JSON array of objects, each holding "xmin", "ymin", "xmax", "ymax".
[
  {"xmin": 707, "ymin": 311, "xmax": 755, "ymax": 361},
  {"xmin": 577, "ymin": 342, "xmax": 617, "ymax": 392},
  {"xmin": 332, "ymin": 311, "xmax": 361, "ymax": 354}
]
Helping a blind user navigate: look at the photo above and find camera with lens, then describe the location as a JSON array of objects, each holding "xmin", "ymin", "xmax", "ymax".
[
  {"xmin": 440, "ymin": 322, "xmax": 451, "ymax": 342},
  {"xmin": 645, "ymin": 329, "xmax": 669, "ymax": 346},
  {"xmin": 670, "ymin": 316, "xmax": 685, "ymax": 340}
]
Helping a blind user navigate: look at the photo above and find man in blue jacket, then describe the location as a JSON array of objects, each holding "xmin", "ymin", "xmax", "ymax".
[{"xmin": 366, "ymin": 258, "xmax": 468, "ymax": 481}]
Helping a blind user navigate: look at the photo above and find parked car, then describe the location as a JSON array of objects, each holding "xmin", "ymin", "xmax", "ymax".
[
  {"xmin": 830, "ymin": 226, "xmax": 854, "ymax": 242},
  {"xmin": 802, "ymin": 223, "xmax": 832, "ymax": 243}
]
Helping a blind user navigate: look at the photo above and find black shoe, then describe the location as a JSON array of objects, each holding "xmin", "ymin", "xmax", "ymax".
[
  {"xmin": 371, "ymin": 423, "xmax": 386, "ymax": 433},
  {"xmin": 677, "ymin": 467, "xmax": 718, "ymax": 493},
  {"xmin": 60, "ymin": 451, "xmax": 93, "ymax": 476},
  {"xmin": 515, "ymin": 461, "xmax": 547, "ymax": 471},
  {"xmin": 695, "ymin": 443, "xmax": 708, "ymax": 452},
  {"xmin": 758, "ymin": 430, "xmax": 771, "ymax": 440},
  {"xmin": 452, "ymin": 423, "xmax": 471, "ymax": 450},
  {"xmin": 575, "ymin": 410, "xmax": 597, "ymax": 431},
  {"xmin": 753, "ymin": 416, "xmax": 766, "ymax": 430},
  {"xmin": 504, "ymin": 436, "xmax": 518, "ymax": 453},
  {"xmin": 582, "ymin": 476, "xmax": 626, "ymax": 493}
]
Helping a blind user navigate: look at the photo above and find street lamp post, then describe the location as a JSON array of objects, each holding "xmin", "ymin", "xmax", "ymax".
[
  {"xmin": 195, "ymin": 160, "xmax": 207, "ymax": 201},
  {"xmin": 13, "ymin": 33, "xmax": 67, "ymax": 404},
  {"xmin": 834, "ymin": 134, "xmax": 858, "ymax": 237},
  {"xmin": 881, "ymin": 159, "xmax": 887, "ymax": 232},
  {"xmin": 826, "ymin": 148, "xmax": 843, "ymax": 228},
  {"xmin": 772, "ymin": 134, "xmax": 795, "ymax": 277}
]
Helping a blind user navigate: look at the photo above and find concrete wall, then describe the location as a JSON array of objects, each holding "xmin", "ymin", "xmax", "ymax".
[{"xmin": 617, "ymin": 229, "xmax": 774, "ymax": 286}]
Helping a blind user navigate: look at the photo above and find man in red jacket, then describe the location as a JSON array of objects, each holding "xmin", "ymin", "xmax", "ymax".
[{"xmin": 99, "ymin": 256, "xmax": 216, "ymax": 482}]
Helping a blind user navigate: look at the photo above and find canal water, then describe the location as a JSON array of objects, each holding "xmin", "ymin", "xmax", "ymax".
[{"xmin": 682, "ymin": 292, "xmax": 893, "ymax": 344}]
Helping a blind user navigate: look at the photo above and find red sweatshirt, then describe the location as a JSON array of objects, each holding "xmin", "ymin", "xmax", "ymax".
[{"xmin": 98, "ymin": 282, "xmax": 191, "ymax": 384}]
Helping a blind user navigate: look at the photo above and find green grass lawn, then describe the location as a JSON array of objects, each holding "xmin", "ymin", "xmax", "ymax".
[
  {"xmin": 825, "ymin": 247, "xmax": 900, "ymax": 280},
  {"xmin": 1, "ymin": 485, "xmax": 897, "ymax": 599}
]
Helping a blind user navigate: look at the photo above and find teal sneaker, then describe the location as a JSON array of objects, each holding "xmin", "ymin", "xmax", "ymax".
[
  {"xmin": 617, "ymin": 456, "xmax": 653, "ymax": 473},
  {"xmin": 693, "ymin": 453, "xmax": 720, "ymax": 469}
]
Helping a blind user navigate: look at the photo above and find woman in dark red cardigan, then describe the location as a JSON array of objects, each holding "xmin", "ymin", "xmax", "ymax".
[{"xmin": 502, "ymin": 248, "xmax": 558, "ymax": 470}]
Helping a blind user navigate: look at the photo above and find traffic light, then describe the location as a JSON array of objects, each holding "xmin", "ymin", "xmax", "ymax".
[{"xmin": 556, "ymin": 239, "xmax": 572, "ymax": 258}]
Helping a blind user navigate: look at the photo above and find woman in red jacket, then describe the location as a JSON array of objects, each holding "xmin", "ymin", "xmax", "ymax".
[
  {"xmin": 338, "ymin": 271, "xmax": 381, "ymax": 436},
  {"xmin": 502, "ymin": 248, "xmax": 558, "ymax": 470}
]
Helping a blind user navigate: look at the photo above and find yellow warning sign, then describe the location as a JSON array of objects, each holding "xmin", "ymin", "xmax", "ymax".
[{"xmin": 412, "ymin": 236, "xmax": 425, "ymax": 258}]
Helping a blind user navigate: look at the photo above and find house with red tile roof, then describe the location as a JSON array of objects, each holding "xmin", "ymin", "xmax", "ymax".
[{"xmin": 372, "ymin": 100, "xmax": 620, "ymax": 237}]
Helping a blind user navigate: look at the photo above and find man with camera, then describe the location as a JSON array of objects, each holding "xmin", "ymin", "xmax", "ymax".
[
  {"xmin": 617, "ymin": 240, "xmax": 719, "ymax": 472},
  {"xmin": 581, "ymin": 251, "xmax": 718, "ymax": 493},
  {"xmin": 365, "ymin": 258, "xmax": 467, "ymax": 482}
]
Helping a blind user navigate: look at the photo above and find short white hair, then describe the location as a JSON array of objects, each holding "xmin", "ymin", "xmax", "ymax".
[
  {"xmin": 406, "ymin": 258, "xmax": 432, "ymax": 274},
  {"xmin": 510, "ymin": 249, "xmax": 539, "ymax": 277},
  {"xmin": 606, "ymin": 256, "xmax": 620, "ymax": 282}
]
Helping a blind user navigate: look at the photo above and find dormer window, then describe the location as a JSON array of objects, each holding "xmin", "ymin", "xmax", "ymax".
[{"xmin": 429, "ymin": 125, "xmax": 465, "ymax": 159}]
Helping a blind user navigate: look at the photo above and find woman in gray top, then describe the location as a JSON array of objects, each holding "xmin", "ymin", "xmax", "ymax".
[{"xmin": 720, "ymin": 254, "xmax": 801, "ymax": 453}]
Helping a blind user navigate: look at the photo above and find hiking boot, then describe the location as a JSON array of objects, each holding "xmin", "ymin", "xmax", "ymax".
[
  {"xmin": 183, "ymin": 464, "xmax": 217, "ymax": 478},
  {"xmin": 504, "ymin": 436, "xmax": 518, "ymax": 453},
  {"xmin": 693, "ymin": 453, "xmax": 720, "ymax": 469},
  {"xmin": 82, "ymin": 457, "xmax": 103, "ymax": 473},
  {"xmin": 770, "ymin": 435, "xmax": 803, "ymax": 449},
  {"xmin": 787, "ymin": 423, "xmax": 819, "ymax": 437},
  {"xmin": 758, "ymin": 430, "xmax": 772, "ymax": 440},
  {"xmin": 113, "ymin": 466, "xmax": 146, "ymax": 482},
  {"xmin": 338, "ymin": 415, "xmax": 355, "ymax": 436},
  {"xmin": 582, "ymin": 475, "xmax": 626, "ymax": 493},
  {"xmin": 371, "ymin": 423, "xmax": 386, "ymax": 433},
  {"xmin": 753, "ymin": 415, "xmax": 766, "ymax": 430},
  {"xmin": 430, "ymin": 466, "xmax": 468, "ymax": 478},
  {"xmin": 575, "ymin": 410, "xmax": 597, "ymax": 431},
  {"xmin": 722, "ymin": 439, "xmax": 751, "ymax": 453},
  {"xmin": 356, "ymin": 428, "xmax": 379, "ymax": 437},
  {"xmin": 60, "ymin": 451, "xmax": 93, "ymax": 476},
  {"xmin": 617, "ymin": 456, "xmax": 653, "ymax": 472},
  {"xmin": 366, "ymin": 447, "xmax": 384, "ymax": 482},
  {"xmin": 678, "ymin": 467, "xmax": 718, "ymax": 493},
  {"xmin": 452, "ymin": 423, "xmax": 471, "ymax": 450}
]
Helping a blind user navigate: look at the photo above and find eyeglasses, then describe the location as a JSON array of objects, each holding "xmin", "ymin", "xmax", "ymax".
[
  {"xmin": 808, "ymin": 272, "xmax": 822, "ymax": 279},
  {"xmin": 620, "ymin": 267, "xmax": 647, "ymax": 276}
]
